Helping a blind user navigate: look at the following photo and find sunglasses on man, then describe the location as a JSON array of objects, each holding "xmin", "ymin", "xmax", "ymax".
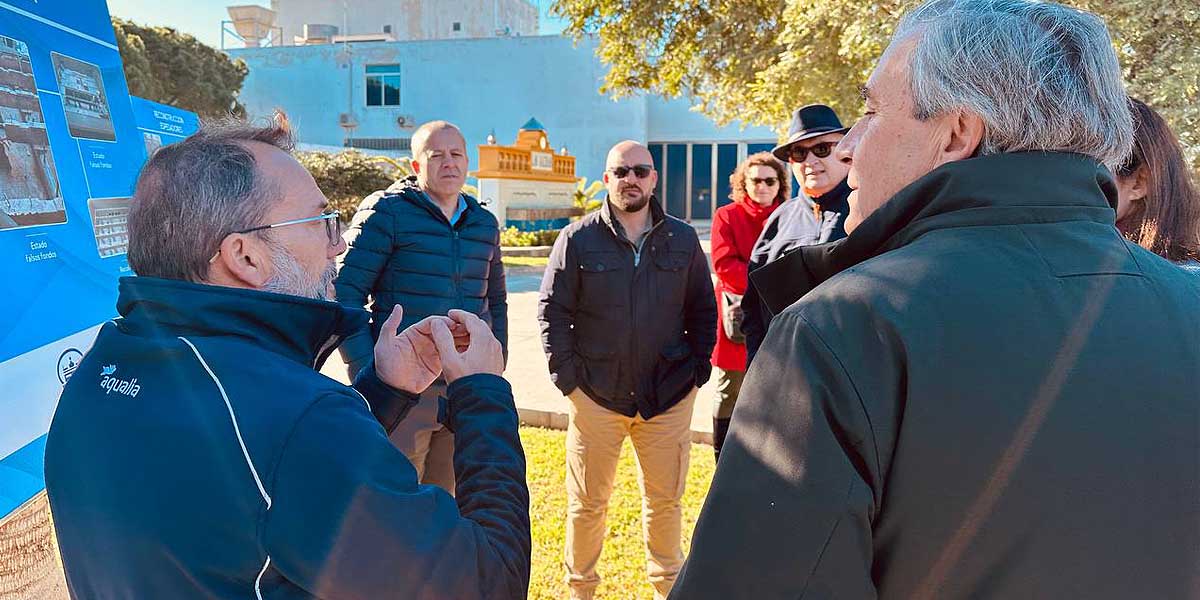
[
  {"xmin": 209, "ymin": 209, "xmax": 343, "ymax": 263},
  {"xmin": 788, "ymin": 141, "xmax": 837, "ymax": 163},
  {"xmin": 607, "ymin": 164, "xmax": 654, "ymax": 179}
]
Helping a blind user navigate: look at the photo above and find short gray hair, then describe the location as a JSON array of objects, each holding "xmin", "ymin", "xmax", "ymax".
[
  {"xmin": 127, "ymin": 115, "xmax": 295, "ymax": 282},
  {"xmin": 894, "ymin": 0, "xmax": 1133, "ymax": 170},
  {"xmin": 411, "ymin": 120, "xmax": 464, "ymax": 157}
]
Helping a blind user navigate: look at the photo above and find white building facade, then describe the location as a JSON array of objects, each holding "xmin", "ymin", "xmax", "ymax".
[
  {"xmin": 267, "ymin": 0, "xmax": 538, "ymax": 45},
  {"xmin": 229, "ymin": 34, "xmax": 783, "ymax": 221}
]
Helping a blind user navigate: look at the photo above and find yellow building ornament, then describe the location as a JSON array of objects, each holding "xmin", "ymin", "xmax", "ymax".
[{"xmin": 471, "ymin": 117, "xmax": 580, "ymax": 231}]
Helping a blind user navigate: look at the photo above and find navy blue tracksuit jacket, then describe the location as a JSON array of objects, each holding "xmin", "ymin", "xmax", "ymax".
[{"xmin": 45, "ymin": 277, "xmax": 530, "ymax": 599}]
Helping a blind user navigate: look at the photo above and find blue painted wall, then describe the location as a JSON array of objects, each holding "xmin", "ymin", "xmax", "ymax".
[{"xmin": 230, "ymin": 35, "xmax": 778, "ymax": 195}]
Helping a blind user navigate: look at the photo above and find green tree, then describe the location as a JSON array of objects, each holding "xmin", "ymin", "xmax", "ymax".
[
  {"xmin": 296, "ymin": 150, "xmax": 399, "ymax": 219},
  {"xmin": 552, "ymin": 0, "xmax": 1200, "ymax": 167},
  {"xmin": 112, "ymin": 17, "xmax": 249, "ymax": 117},
  {"xmin": 573, "ymin": 177, "xmax": 605, "ymax": 217}
]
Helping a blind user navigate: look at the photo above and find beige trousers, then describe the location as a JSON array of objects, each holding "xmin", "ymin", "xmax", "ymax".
[
  {"xmin": 389, "ymin": 381, "xmax": 455, "ymax": 494},
  {"xmin": 564, "ymin": 387, "xmax": 697, "ymax": 600}
]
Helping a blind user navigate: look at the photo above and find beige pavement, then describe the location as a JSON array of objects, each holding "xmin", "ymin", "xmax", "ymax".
[{"xmin": 503, "ymin": 267, "xmax": 717, "ymax": 443}]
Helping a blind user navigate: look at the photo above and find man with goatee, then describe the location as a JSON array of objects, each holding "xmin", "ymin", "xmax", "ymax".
[{"xmin": 538, "ymin": 140, "xmax": 716, "ymax": 599}]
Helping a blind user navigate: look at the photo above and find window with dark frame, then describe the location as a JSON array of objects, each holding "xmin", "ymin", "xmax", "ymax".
[
  {"xmin": 650, "ymin": 141, "xmax": 781, "ymax": 220},
  {"xmin": 365, "ymin": 64, "xmax": 401, "ymax": 107},
  {"xmin": 452, "ymin": 22, "xmax": 461, "ymax": 32}
]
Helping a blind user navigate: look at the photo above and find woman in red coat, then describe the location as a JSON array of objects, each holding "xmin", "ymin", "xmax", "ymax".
[{"xmin": 710, "ymin": 152, "xmax": 789, "ymax": 461}]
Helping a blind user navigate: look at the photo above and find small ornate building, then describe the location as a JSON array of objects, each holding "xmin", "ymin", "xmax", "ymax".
[{"xmin": 471, "ymin": 117, "xmax": 579, "ymax": 231}]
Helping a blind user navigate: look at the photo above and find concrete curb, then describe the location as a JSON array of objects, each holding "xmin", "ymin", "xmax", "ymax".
[
  {"xmin": 501, "ymin": 245, "xmax": 552, "ymax": 257},
  {"xmin": 517, "ymin": 406, "xmax": 714, "ymax": 446}
]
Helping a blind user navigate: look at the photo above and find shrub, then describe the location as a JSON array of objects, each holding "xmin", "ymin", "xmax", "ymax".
[
  {"xmin": 500, "ymin": 227, "xmax": 561, "ymax": 247},
  {"xmin": 296, "ymin": 150, "xmax": 401, "ymax": 220},
  {"xmin": 298, "ymin": 151, "xmax": 482, "ymax": 221}
]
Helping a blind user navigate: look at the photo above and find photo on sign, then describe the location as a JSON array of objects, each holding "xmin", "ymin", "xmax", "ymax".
[
  {"xmin": 51, "ymin": 51, "xmax": 116, "ymax": 142},
  {"xmin": 142, "ymin": 131, "xmax": 163, "ymax": 156},
  {"xmin": 0, "ymin": 35, "xmax": 66, "ymax": 231},
  {"xmin": 86, "ymin": 197, "xmax": 131, "ymax": 258}
]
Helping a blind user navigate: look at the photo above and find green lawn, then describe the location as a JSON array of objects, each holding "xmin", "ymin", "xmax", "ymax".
[
  {"xmin": 520, "ymin": 427, "xmax": 716, "ymax": 600},
  {"xmin": 502, "ymin": 256, "xmax": 550, "ymax": 268}
]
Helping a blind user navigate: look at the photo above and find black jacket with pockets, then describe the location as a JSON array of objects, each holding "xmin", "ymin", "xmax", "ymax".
[{"xmin": 538, "ymin": 198, "xmax": 717, "ymax": 419}]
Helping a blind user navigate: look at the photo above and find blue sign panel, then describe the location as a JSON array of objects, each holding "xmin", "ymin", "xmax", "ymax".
[
  {"xmin": 0, "ymin": 0, "xmax": 198, "ymax": 519},
  {"xmin": 131, "ymin": 95, "xmax": 201, "ymax": 152}
]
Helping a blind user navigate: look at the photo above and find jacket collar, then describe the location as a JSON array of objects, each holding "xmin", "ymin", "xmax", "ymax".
[
  {"xmin": 736, "ymin": 194, "xmax": 782, "ymax": 222},
  {"xmin": 116, "ymin": 277, "xmax": 369, "ymax": 368},
  {"xmin": 387, "ymin": 176, "xmax": 482, "ymax": 226},
  {"xmin": 804, "ymin": 178, "xmax": 852, "ymax": 210},
  {"xmin": 600, "ymin": 194, "xmax": 667, "ymax": 242},
  {"xmin": 751, "ymin": 152, "xmax": 1118, "ymax": 315}
]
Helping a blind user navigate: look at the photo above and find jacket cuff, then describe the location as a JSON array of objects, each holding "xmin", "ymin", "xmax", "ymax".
[
  {"xmin": 441, "ymin": 374, "xmax": 515, "ymax": 433},
  {"xmin": 549, "ymin": 357, "xmax": 579, "ymax": 396},
  {"xmin": 339, "ymin": 328, "xmax": 375, "ymax": 378},
  {"xmin": 352, "ymin": 361, "xmax": 422, "ymax": 434}
]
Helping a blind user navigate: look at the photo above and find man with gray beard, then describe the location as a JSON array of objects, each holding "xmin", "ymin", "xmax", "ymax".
[
  {"xmin": 44, "ymin": 117, "xmax": 532, "ymax": 599},
  {"xmin": 263, "ymin": 238, "xmax": 338, "ymax": 298}
]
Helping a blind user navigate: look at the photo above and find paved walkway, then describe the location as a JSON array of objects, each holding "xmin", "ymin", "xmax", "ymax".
[
  {"xmin": 320, "ymin": 221, "xmax": 719, "ymax": 444},
  {"xmin": 503, "ymin": 268, "xmax": 717, "ymax": 443}
]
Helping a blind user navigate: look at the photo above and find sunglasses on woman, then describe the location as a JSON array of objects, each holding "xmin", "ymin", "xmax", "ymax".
[
  {"xmin": 749, "ymin": 177, "xmax": 778, "ymax": 186},
  {"xmin": 788, "ymin": 141, "xmax": 837, "ymax": 163}
]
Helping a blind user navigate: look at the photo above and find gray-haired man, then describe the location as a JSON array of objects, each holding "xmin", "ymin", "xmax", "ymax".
[
  {"xmin": 45, "ymin": 118, "xmax": 530, "ymax": 598},
  {"xmin": 673, "ymin": 0, "xmax": 1200, "ymax": 598},
  {"xmin": 336, "ymin": 120, "xmax": 507, "ymax": 494}
]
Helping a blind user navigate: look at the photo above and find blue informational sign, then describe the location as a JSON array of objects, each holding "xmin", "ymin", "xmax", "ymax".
[
  {"xmin": 0, "ymin": 0, "xmax": 198, "ymax": 519},
  {"xmin": 131, "ymin": 95, "xmax": 201, "ymax": 151}
]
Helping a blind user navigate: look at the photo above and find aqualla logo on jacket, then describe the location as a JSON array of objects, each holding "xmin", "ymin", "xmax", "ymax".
[{"xmin": 99, "ymin": 364, "xmax": 141, "ymax": 397}]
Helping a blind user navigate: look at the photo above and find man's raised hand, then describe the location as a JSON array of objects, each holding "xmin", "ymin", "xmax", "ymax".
[
  {"xmin": 374, "ymin": 305, "xmax": 452, "ymax": 393},
  {"xmin": 430, "ymin": 309, "xmax": 504, "ymax": 383}
]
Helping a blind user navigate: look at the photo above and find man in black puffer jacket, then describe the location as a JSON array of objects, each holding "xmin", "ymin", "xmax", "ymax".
[{"xmin": 336, "ymin": 120, "xmax": 507, "ymax": 493}]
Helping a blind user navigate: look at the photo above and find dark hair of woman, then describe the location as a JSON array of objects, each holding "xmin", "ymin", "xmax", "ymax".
[{"xmin": 1116, "ymin": 98, "xmax": 1200, "ymax": 263}]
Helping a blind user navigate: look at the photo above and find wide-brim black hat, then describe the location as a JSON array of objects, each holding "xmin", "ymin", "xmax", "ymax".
[{"xmin": 771, "ymin": 104, "xmax": 849, "ymax": 161}]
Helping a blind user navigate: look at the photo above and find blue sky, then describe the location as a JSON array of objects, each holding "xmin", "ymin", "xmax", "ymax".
[{"xmin": 106, "ymin": 0, "xmax": 569, "ymax": 50}]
